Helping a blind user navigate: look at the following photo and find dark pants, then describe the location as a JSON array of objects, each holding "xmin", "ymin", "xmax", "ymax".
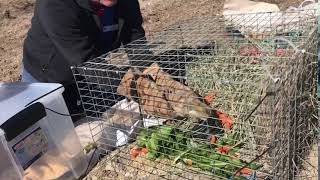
[{"xmin": 61, "ymin": 83, "xmax": 85, "ymax": 122}]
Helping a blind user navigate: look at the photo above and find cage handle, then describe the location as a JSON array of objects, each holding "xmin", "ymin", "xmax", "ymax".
[
  {"xmin": 298, "ymin": 0, "xmax": 316, "ymax": 9},
  {"xmin": 287, "ymin": 0, "xmax": 316, "ymax": 11}
]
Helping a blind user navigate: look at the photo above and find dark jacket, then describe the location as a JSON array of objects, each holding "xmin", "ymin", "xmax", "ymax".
[{"xmin": 22, "ymin": 0, "xmax": 145, "ymax": 84}]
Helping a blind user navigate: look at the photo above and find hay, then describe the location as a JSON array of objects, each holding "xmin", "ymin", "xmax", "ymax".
[
  {"xmin": 186, "ymin": 53, "xmax": 272, "ymax": 150},
  {"xmin": 184, "ymin": 25, "xmax": 317, "ymax": 177}
]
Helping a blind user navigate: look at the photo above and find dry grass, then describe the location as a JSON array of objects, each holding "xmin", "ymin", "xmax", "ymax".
[{"xmin": 0, "ymin": 0, "xmax": 35, "ymax": 82}]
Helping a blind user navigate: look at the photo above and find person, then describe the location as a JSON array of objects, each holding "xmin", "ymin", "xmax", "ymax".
[{"xmin": 21, "ymin": 0, "xmax": 146, "ymax": 121}]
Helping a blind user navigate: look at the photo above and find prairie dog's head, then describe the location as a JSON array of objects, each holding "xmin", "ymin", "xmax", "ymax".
[
  {"xmin": 188, "ymin": 102, "xmax": 211, "ymax": 120},
  {"xmin": 142, "ymin": 63, "xmax": 161, "ymax": 80}
]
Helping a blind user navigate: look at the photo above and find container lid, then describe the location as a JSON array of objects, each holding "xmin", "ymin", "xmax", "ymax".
[{"xmin": 0, "ymin": 83, "xmax": 64, "ymax": 126}]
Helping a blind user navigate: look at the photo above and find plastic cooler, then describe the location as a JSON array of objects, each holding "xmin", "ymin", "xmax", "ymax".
[{"xmin": 0, "ymin": 83, "xmax": 88, "ymax": 180}]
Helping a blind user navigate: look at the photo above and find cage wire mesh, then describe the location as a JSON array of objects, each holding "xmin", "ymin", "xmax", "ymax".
[{"xmin": 72, "ymin": 9, "xmax": 318, "ymax": 180}]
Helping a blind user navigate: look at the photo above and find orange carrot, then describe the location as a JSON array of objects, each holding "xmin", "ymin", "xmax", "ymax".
[
  {"xmin": 222, "ymin": 146, "xmax": 231, "ymax": 152},
  {"xmin": 184, "ymin": 159, "xmax": 193, "ymax": 166},
  {"xmin": 218, "ymin": 146, "xmax": 231, "ymax": 154},
  {"xmin": 204, "ymin": 94, "xmax": 215, "ymax": 105},
  {"xmin": 239, "ymin": 168, "xmax": 252, "ymax": 175},
  {"xmin": 210, "ymin": 135, "xmax": 217, "ymax": 144},
  {"xmin": 235, "ymin": 168, "xmax": 252, "ymax": 176},
  {"xmin": 130, "ymin": 150, "xmax": 140, "ymax": 158},
  {"xmin": 276, "ymin": 48, "xmax": 286, "ymax": 57},
  {"xmin": 140, "ymin": 148, "xmax": 148, "ymax": 154},
  {"xmin": 216, "ymin": 111, "xmax": 234, "ymax": 130}
]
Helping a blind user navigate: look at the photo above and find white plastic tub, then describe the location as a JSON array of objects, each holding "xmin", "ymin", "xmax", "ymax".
[
  {"xmin": 0, "ymin": 82, "xmax": 88, "ymax": 180},
  {"xmin": 0, "ymin": 129, "xmax": 23, "ymax": 180}
]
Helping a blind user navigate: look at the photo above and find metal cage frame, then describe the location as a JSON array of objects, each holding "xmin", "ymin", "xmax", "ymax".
[{"xmin": 72, "ymin": 9, "xmax": 318, "ymax": 180}]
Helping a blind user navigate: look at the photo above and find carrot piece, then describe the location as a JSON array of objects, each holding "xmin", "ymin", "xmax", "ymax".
[
  {"xmin": 216, "ymin": 111, "xmax": 223, "ymax": 116},
  {"xmin": 249, "ymin": 46, "xmax": 260, "ymax": 57},
  {"xmin": 235, "ymin": 168, "xmax": 252, "ymax": 176},
  {"xmin": 239, "ymin": 46, "xmax": 249, "ymax": 56},
  {"xmin": 204, "ymin": 94, "xmax": 215, "ymax": 105},
  {"xmin": 130, "ymin": 150, "xmax": 140, "ymax": 158},
  {"xmin": 221, "ymin": 118, "xmax": 234, "ymax": 129},
  {"xmin": 218, "ymin": 146, "xmax": 231, "ymax": 154},
  {"xmin": 140, "ymin": 148, "xmax": 148, "ymax": 154},
  {"xmin": 222, "ymin": 146, "xmax": 231, "ymax": 152},
  {"xmin": 184, "ymin": 159, "xmax": 193, "ymax": 166},
  {"xmin": 239, "ymin": 168, "xmax": 252, "ymax": 175},
  {"xmin": 210, "ymin": 135, "xmax": 217, "ymax": 144},
  {"xmin": 216, "ymin": 111, "xmax": 234, "ymax": 130}
]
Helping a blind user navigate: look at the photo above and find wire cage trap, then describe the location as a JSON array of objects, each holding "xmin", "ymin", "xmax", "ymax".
[{"xmin": 72, "ymin": 9, "xmax": 318, "ymax": 180}]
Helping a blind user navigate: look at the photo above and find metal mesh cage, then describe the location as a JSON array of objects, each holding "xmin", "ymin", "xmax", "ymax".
[{"xmin": 72, "ymin": 9, "xmax": 318, "ymax": 180}]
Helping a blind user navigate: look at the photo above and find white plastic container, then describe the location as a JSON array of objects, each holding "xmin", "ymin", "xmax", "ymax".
[
  {"xmin": 0, "ymin": 82, "xmax": 88, "ymax": 180},
  {"xmin": 0, "ymin": 129, "xmax": 23, "ymax": 180}
]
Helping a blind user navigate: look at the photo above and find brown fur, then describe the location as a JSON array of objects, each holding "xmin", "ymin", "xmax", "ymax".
[
  {"xmin": 117, "ymin": 67, "xmax": 176, "ymax": 118},
  {"xmin": 117, "ymin": 63, "xmax": 211, "ymax": 120},
  {"xmin": 142, "ymin": 63, "xmax": 211, "ymax": 120}
]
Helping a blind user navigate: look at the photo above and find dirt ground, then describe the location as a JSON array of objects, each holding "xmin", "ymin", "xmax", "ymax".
[{"xmin": 0, "ymin": 0, "xmax": 307, "ymax": 83}]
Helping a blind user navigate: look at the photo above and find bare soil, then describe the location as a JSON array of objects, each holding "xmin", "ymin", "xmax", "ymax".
[{"xmin": 0, "ymin": 0, "xmax": 307, "ymax": 83}]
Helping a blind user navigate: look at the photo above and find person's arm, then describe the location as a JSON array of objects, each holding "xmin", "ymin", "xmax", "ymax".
[
  {"xmin": 117, "ymin": 0, "xmax": 153, "ymax": 69},
  {"xmin": 38, "ymin": 0, "xmax": 96, "ymax": 65},
  {"xmin": 118, "ymin": 0, "xmax": 146, "ymax": 45}
]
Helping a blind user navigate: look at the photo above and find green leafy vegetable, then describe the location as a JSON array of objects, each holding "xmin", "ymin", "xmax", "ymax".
[{"xmin": 135, "ymin": 125, "xmax": 262, "ymax": 178}]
